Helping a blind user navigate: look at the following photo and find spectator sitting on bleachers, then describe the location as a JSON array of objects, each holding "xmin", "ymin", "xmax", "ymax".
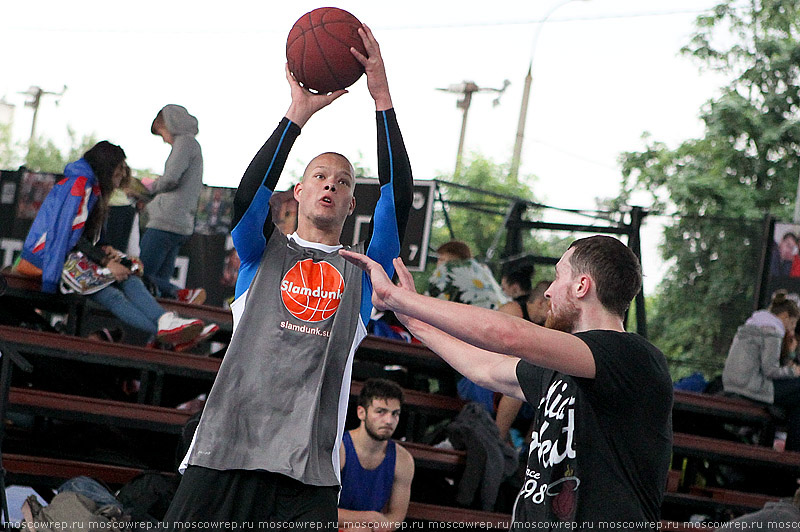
[
  {"xmin": 498, "ymin": 257, "xmax": 534, "ymax": 316},
  {"xmin": 722, "ymin": 290, "xmax": 800, "ymax": 451},
  {"xmin": 427, "ymin": 241, "xmax": 507, "ymax": 413},
  {"xmin": 268, "ymin": 189, "xmax": 299, "ymax": 236},
  {"xmin": 714, "ymin": 487, "xmax": 800, "ymax": 529},
  {"xmin": 12, "ymin": 141, "xmax": 218, "ymax": 351},
  {"xmin": 338, "ymin": 378, "xmax": 414, "ymax": 531},
  {"xmin": 426, "ymin": 241, "xmax": 507, "ymax": 310}
]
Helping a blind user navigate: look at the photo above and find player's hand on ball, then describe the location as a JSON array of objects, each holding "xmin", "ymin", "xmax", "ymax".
[
  {"xmin": 351, "ymin": 24, "xmax": 392, "ymax": 110},
  {"xmin": 285, "ymin": 64, "xmax": 347, "ymax": 127}
]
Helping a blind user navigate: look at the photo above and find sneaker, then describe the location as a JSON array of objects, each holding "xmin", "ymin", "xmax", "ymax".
[
  {"xmin": 173, "ymin": 323, "xmax": 220, "ymax": 353},
  {"xmin": 176, "ymin": 288, "xmax": 207, "ymax": 305},
  {"xmin": 157, "ymin": 312, "xmax": 203, "ymax": 345}
]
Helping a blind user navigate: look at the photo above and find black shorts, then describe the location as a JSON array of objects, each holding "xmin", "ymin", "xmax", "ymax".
[{"xmin": 162, "ymin": 466, "xmax": 339, "ymax": 532}]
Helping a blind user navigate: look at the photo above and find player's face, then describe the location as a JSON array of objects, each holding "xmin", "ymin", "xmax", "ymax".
[
  {"xmin": 295, "ymin": 154, "xmax": 356, "ymax": 230},
  {"xmin": 544, "ymin": 249, "xmax": 581, "ymax": 333},
  {"xmin": 360, "ymin": 398, "xmax": 401, "ymax": 442}
]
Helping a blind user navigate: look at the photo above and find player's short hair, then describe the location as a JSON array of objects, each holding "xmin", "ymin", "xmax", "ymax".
[
  {"xmin": 568, "ymin": 236, "xmax": 642, "ymax": 318},
  {"xmin": 358, "ymin": 378, "xmax": 404, "ymax": 409},
  {"xmin": 436, "ymin": 241, "xmax": 472, "ymax": 261},
  {"xmin": 303, "ymin": 152, "xmax": 354, "ymax": 182}
]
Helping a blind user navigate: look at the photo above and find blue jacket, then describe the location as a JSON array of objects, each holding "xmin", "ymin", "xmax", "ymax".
[{"xmin": 20, "ymin": 159, "xmax": 101, "ymax": 293}]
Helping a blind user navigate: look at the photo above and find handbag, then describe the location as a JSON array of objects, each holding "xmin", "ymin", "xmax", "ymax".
[{"xmin": 60, "ymin": 250, "xmax": 116, "ymax": 295}]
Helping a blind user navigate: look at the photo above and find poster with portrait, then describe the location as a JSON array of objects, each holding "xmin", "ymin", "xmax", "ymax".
[
  {"xmin": 194, "ymin": 185, "xmax": 235, "ymax": 235},
  {"xmin": 13, "ymin": 171, "xmax": 57, "ymax": 238},
  {"xmin": 758, "ymin": 220, "xmax": 800, "ymax": 310}
]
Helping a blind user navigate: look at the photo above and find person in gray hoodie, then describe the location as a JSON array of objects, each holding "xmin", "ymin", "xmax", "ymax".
[
  {"xmin": 722, "ymin": 290, "xmax": 800, "ymax": 450},
  {"xmin": 140, "ymin": 104, "xmax": 205, "ymax": 304}
]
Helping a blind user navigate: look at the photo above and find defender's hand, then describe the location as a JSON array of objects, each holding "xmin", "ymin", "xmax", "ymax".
[{"xmin": 339, "ymin": 249, "xmax": 396, "ymax": 311}]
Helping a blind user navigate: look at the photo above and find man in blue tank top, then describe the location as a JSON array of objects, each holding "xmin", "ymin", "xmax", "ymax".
[{"xmin": 338, "ymin": 379, "xmax": 415, "ymax": 530}]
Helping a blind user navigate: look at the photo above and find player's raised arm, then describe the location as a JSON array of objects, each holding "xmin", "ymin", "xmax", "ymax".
[
  {"xmin": 351, "ymin": 24, "xmax": 392, "ymax": 111},
  {"xmin": 352, "ymin": 25, "xmax": 413, "ymax": 276}
]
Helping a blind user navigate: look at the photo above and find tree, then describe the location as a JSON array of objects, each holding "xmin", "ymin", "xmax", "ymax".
[
  {"xmin": 25, "ymin": 128, "xmax": 97, "ymax": 174},
  {"xmin": 414, "ymin": 153, "xmax": 573, "ymax": 292},
  {"xmin": 618, "ymin": 0, "xmax": 800, "ymax": 378},
  {"xmin": 0, "ymin": 125, "xmax": 96, "ymax": 174}
]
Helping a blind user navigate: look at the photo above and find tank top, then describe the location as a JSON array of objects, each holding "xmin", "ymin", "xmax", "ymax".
[
  {"xmin": 515, "ymin": 294, "xmax": 531, "ymax": 322},
  {"xmin": 338, "ymin": 431, "xmax": 396, "ymax": 511}
]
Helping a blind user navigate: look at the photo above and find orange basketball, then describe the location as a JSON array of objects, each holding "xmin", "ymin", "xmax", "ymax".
[
  {"xmin": 286, "ymin": 7, "xmax": 367, "ymax": 94},
  {"xmin": 281, "ymin": 259, "xmax": 344, "ymax": 322}
]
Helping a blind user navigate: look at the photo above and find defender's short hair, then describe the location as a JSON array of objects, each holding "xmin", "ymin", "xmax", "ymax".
[
  {"xmin": 567, "ymin": 236, "xmax": 642, "ymax": 318},
  {"xmin": 358, "ymin": 378, "xmax": 404, "ymax": 409}
]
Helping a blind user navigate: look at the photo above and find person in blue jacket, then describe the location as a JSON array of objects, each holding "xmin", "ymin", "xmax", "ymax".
[{"xmin": 15, "ymin": 141, "xmax": 211, "ymax": 348}]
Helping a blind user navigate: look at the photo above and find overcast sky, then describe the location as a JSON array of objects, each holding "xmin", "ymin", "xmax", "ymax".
[{"xmin": 1, "ymin": 0, "xmax": 735, "ymax": 291}]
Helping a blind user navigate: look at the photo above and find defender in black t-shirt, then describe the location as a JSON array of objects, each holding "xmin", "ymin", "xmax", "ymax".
[{"xmin": 341, "ymin": 236, "xmax": 673, "ymax": 530}]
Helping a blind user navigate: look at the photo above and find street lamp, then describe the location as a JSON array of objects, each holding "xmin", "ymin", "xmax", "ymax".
[
  {"xmin": 509, "ymin": 0, "xmax": 589, "ymax": 179},
  {"xmin": 438, "ymin": 79, "xmax": 510, "ymax": 177}
]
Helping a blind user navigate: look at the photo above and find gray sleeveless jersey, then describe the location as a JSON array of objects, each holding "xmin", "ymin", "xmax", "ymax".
[{"xmin": 186, "ymin": 235, "xmax": 366, "ymax": 486}]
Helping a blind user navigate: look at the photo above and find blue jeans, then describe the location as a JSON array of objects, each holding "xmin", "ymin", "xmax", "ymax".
[
  {"xmin": 774, "ymin": 377, "xmax": 800, "ymax": 452},
  {"xmin": 88, "ymin": 276, "xmax": 165, "ymax": 334},
  {"xmin": 139, "ymin": 228, "xmax": 189, "ymax": 298}
]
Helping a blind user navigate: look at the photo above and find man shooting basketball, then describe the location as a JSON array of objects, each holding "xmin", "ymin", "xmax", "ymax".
[
  {"xmin": 164, "ymin": 25, "xmax": 413, "ymax": 530},
  {"xmin": 341, "ymin": 236, "xmax": 673, "ymax": 529}
]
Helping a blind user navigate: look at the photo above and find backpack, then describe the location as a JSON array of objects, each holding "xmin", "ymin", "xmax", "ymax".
[
  {"xmin": 116, "ymin": 472, "xmax": 180, "ymax": 522},
  {"xmin": 22, "ymin": 491, "xmax": 128, "ymax": 532}
]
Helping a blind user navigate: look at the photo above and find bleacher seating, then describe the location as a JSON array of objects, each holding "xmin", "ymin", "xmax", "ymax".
[{"xmin": 0, "ymin": 274, "xmax": 796, "ymax": 527}]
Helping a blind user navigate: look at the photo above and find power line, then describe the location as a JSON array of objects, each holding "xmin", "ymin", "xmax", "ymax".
[{"xmin": 0, "ymin": 5, "xmax": 749, "ymax": 36}]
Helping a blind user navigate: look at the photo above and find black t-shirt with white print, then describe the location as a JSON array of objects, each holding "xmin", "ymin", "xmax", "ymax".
[{"xmin": 513, "ymin": 330, "xmax": 673, "ymax": 531}]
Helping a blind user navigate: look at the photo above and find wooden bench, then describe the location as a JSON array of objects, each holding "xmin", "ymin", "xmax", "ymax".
[
  {"xmin": 689, "ymin": 485, "xmax": 777, "ymax": 509},
  {"xmin": 672, "ymin": 432, "xmax": 800, "ymax": 478},
  {"xmin": 663, "ymin": 491, "xmax": 764, "ymax": 516},
  {"xmin": 1, "ymin": 271, "xmax": 88, "ymax": 334},
  {"xmin": 0, "ymin": 325, "xmax": 220, "ymax": 405},
  {"xmin": 673, "ymin": 390, "xmax": 779, "ymax": 445},
  {"xmin": 3, "ymin": 453, "xmax": 153, "ymax": 488},
  {"xmin": 8, "ymin": 387, "xmax": 192, "ymax": 433},
  {"xmin": 406, "ymin": 502, "xmax": 509, "ymax": 527},
  {"xmin": 1, "ymin": 271, "xmax": 233, "ymax": 338},
  {"xmin": 398, "ymin": 441, "xmax": 466, "ymax": 472}
]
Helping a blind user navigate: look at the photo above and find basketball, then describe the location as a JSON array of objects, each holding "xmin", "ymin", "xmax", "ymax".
[
  {"xmin": 286, "ymin": 7, "xmax": 367, "ymax": 94},
  {"xmin": 281, "ymin": 259, "xmax": 345, "ymax": 322}
]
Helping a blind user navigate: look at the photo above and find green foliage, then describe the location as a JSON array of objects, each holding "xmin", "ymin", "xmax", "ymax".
[
  {"xmin": 432, "ymin": 154, "xmax": 535, "ymax": 258},
  {"xmin": 0, "ymin": 123, "xmax": 23, "ymax": 169},
  {"xmin": 410, "ymin": 153, "xmax": 573, "ymax": 293},
  {"xmin": 24, "ymin": 128, "xmax": 97, "ymax": 173},
  {"xmin": 619, "ymin": 0, "xmax": 800, "ymax": 379}
]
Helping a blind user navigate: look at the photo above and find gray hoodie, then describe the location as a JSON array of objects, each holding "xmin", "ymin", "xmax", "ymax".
[
  {"xmin": 722, "ymin": 310, "xmax": 795, "ymax": 403},
  {"xmin": 146, "ymin": 104, "xmax": 203, "ymax": 235}
]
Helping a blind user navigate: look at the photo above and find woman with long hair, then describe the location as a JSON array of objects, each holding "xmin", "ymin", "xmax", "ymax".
[{"xmin": 15, "ymin": 141, "xmax": 216, "ymax": 349}]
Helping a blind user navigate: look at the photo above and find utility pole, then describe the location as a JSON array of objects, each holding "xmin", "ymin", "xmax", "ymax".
[
  {"xmin": 438, "ymin": 79, "xmax": 509, "ymax": 177},
  {"xmin": 509, "ymin": 0, "xmax": 588, "ymax": 179},
  {"xmin": 18, "ymin": 85, "xmax": 67, "ymax": 154}
]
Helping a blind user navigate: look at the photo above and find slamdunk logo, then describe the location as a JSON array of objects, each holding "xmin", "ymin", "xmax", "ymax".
[{"xmin": 280, "ymin": 259, "xmax": 344, "ymax": 322}]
